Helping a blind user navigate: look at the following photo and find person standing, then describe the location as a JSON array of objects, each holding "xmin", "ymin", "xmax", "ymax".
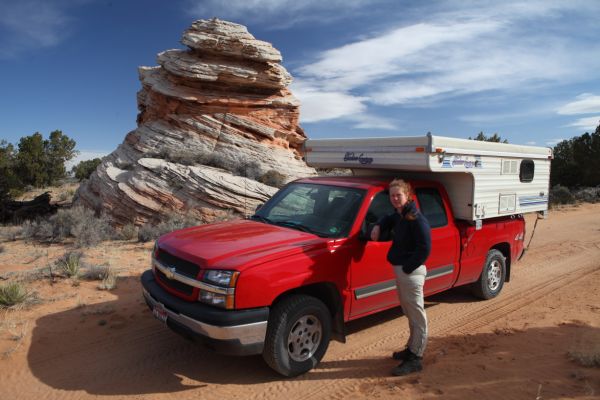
[{"xmin": 370, "ymin": 179, "xmax": 432, "ymax": 376}]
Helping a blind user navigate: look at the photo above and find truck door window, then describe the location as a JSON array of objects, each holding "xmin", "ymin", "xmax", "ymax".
[
  {"xmin": 365, "ymin": 191, "xmax": 395, "ymax": 224},
  {"xmin": 415, "ymin": 188, "xmax": 448, "ymax": 228}
]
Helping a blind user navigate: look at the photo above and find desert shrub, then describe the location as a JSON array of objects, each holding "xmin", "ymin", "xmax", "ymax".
[
  {"xmin": 234, "ymin": 159, "xmax": 262, "ymax": 180},
  {"xmin": 57, "ymin": 251, "xmax": 82, "ymax": 278},
  {"xmin": 569, "ymin": 349, "xmax": 600, "ymax": 367},
  {"xmin": 573, "ymin": 187, "xmax": 600, "ymax": 203},
  {"xmin": 316, "ymin": 168, "xmax": 353, "ymax": 176},
  {"xmin": 0, "ymin": 282, "xmax": 29, "ymax": 307},
  {"xmin": 20, "ymin": 206, "xmax": 115, "ymax": 246},
  {"xmin": 549, "ymin": 185, "xmax": 575, "ymax": 206},
  {"xmin": 258, "ymin": 169, "xmax": 287, "ymax": 188},
  {"xmin": 97, "ymin": 267, "xmax": 118, "ymax": 290},
  {"xmin": 119, "ymin": 223, "xmax": 138, "ymax": 240},
  {"xmin": 0, "ymin": 226, "xmax": 19, "ymax": 241},
  {"xmin": 81, "ymin": 264, "xmax": 109, "ymax": 281},
  {"xmin": 205, "ymin": 152, "xmax": 235, "ymax": 171},
  {"xmin": 138, "ymin": 213, "xmax": 199, "ymax": 242},
  {"xmin": 57, "ymin": 192, "xmax": 69, "ymax": 202}
]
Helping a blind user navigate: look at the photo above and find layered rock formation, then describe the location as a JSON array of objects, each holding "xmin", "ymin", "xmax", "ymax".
[{"xmin": 75, "ymin": 19, "xmax": 316, "ymax": 225}]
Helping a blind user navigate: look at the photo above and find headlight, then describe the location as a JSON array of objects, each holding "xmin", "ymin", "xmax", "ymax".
[
  {"xmin": 203, "ymin": 270, "xmax": 239, "ymax": 287},
  {"xmin": 199, "ymin": 270, "xmax": 240, "ymax": 309},
  {"xmin": 199, "ymin": 291, "xmax": 227, "ymax": 308}
]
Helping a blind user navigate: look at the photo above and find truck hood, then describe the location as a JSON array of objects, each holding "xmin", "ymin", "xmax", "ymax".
[{"xmin": 157, "ymin": 219, "xmax": 329, "ymax": 271}]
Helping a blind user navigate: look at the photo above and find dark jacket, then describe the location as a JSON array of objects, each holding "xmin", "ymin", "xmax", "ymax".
[{"xmin": 377, "ymin": 200, "xmax": 431, "ymax": 274}]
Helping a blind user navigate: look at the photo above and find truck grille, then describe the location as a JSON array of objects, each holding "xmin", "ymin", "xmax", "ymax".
[
  {"xmin": 155, "ymin": 268, "xmax": 194, "ymax": 296},
  {"xmin": 156, "ymin": 249, "xmax": 200, "ymax": 279},
  {"xmin": 155, "ymin": 248, "xmax": 200, "ymax": 297}
]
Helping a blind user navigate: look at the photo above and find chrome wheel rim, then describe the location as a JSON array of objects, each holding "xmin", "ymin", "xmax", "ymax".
[
  {"xmin": 487, "ymin": 260, "xmax": 502, "ymax": 291},
  {"xmin": 287, "ymin": 314, "xmax": 322, "ymax": 362}
]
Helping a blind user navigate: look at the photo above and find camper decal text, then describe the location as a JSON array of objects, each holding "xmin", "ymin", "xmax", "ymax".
[
  {"xmin": 344, "ymin": 152, "xmax": 374, "ymax": 165},
  {"xmin": 442, "ymin": 155, "xmax": 482, "ymax": 169}
]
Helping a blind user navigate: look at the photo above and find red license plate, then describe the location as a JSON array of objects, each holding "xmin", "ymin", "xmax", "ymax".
[{"xmin": 152, "ymin": 302, "xmax": 168, "ymax": 324}]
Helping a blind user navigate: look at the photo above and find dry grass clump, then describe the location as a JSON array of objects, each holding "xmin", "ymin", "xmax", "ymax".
[
  {"xmin": 79, "ymin": 263, "xmax": 118, "ymax": 290},
  {"xmin": 0, "ymin": 311, "xmax": 29, "ymax": 359},
  {"xmin": 97, "ymin": 267, "xmax": 118, "ymax": 290},
  {"xmin": 57, "ymin": 251, "xmax": 82, "ymax": 279},
  {"xmin": 0, "ymin": 282, "xmax": 30, "ymax": 308}
]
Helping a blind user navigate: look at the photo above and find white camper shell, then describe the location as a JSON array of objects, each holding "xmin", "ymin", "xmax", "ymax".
[{"xmin": 304, "ymin": 134, "xmax": 552, "ymax": 222}]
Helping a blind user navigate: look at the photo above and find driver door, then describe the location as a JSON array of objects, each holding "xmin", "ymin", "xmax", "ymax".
[{"xmin": 348, "ymin": 190, "xmax": 398, "ymax": 319}]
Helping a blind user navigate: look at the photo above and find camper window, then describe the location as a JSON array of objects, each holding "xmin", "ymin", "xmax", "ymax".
[{"xmin": 520, "ymin": 159, "xmax": 535, "ymax": 183}]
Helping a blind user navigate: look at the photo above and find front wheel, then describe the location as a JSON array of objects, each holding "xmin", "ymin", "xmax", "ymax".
[
  {"xmin": 472, "ymin": 249, "xmax": 506, "ymax": 299},
  {"xmin": 262, "ymin": 295, "xmax": 332, "ymax": 377}
]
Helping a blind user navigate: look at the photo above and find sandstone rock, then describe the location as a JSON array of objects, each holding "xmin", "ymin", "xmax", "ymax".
[{"xmin": 75, "ymin": 19, "xmax": 316, "ymax": 226}]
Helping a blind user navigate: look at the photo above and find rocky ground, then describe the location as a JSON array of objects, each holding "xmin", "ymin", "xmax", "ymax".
[{"xmin": 0, "ymin": 203, "xmax": 598, "ymax": 400}]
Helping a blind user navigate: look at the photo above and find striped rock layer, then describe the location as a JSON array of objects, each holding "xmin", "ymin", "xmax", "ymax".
[{"xmin": 75, "ymin": 19, "xmax": 315, "ymax": 225}]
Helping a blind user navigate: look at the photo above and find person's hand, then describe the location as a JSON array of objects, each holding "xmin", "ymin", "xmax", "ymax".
[{"xmin": 370, "ymin": 224, "xmax": 380, "ymax": 241}]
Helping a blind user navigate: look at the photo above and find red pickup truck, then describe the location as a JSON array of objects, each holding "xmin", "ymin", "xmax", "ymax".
[{"xmin": 141, "ymin": 175, "xmax": 525, "ymax": 376}]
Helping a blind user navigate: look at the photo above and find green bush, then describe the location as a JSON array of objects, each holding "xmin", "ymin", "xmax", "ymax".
[
  {"xmin": 549, "ymin": 185, "xmax": 575, "ymax": 206},
  {"xmin": 573, "ymin": 187, "xmax": 600, "ymax": 204},
  {"xmin": 0, "ymin": 282, "xmax": 29, "ymax": 307},
  {"xmin": 71, "ymin": 158, "xmax": 102, "ymax": 181}
]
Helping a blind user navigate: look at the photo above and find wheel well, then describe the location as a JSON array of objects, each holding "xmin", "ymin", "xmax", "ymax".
[
  {"xmin": 271, "ymin": 283, "xmax": 345, "ymax": 342},
  {"xmin": 492, "ymin": 242, "xmax": 511, "ymax": 282},
  {"xmin": 272, "ymin": 283, "xmax": 341, "ymax": 317}
]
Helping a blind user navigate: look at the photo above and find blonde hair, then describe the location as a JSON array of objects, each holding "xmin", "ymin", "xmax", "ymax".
[
  {"xmin": 389, "ymin": 179, "xmax": 412, "ymax": 199},
  {"xmin": 389, "ymin": 179, "xmax": 416, "ymax": 220}
]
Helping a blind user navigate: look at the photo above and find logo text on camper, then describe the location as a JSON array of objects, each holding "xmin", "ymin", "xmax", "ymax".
[
  {"xmin": 344, "ymin": 152, "xmax": 374, "ymax": 165},
  {"xmin": 442, "ymin": 155, "xmax": 482, "ymax": 169}
]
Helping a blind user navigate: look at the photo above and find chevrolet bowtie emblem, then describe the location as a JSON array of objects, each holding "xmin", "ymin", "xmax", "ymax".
[{"xmin": 165, "ymin": 267, "xmax": 176, "ymax": 280}]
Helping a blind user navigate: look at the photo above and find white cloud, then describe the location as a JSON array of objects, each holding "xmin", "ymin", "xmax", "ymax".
[
  {"xmin": 291, "ymin": 81, "xmax": 367, "ymax": 123},
  {"xmin": 186, "ymin": 0, "xmax": 379, "ymax": 26},
  {"xmin": 557, "ymin": 93, "xmax": 600, "ymax": 115},
  {"xmin": 525, "ymin": 141, "xmax": 537, "ymax": 145},
  {"xmin": 293, "ymin": 1, "xmax": 600, "ymax": 124},
  {"xmin": 0, "ymin": 0, "xmax": 79, "ymax": 58},
  {"xmin": 565, "ymin": 116, "xmax": 600, "ymax": 131},
  {"xmin": 348, "ymin": 114, "xmax": 397, "ymax": 130}
]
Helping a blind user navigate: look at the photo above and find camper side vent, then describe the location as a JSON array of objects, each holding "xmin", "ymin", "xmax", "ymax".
[{"xmin": 501, "ymin": 159, "xmax": 518, "ymax": 175}]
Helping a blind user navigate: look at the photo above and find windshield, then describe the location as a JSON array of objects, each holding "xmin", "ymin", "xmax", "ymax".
[{"xmin": 252, "ymin": 182, "xmax": 365, "ymax": 238}]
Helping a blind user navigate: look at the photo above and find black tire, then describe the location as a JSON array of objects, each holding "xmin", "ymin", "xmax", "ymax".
[
  {"xmin": 472, "ymin": 249, "xmax": 506, "ymax": 300},
  {"xmin": 262, "ymin": 295, "xmax": 332, "ymax": 377}
]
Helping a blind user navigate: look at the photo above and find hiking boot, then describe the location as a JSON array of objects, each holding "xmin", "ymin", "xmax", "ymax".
[
  {"xmin": 391, "ymin": 357, "xmax": 423, "ymax": 376},
  {"xmin": 392, "ymin": 348, "xmax": 412, "ymax": 361}
]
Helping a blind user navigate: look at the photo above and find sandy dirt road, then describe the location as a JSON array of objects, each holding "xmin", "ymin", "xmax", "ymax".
[{"xmin": 1, "ymin": 204, "xmax": 599, "ymax": 399}]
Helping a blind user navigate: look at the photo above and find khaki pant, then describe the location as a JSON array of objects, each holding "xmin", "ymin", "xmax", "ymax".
[{"xmin": 393, "ymin": 265, "xmax": 427, "ymax": 357}]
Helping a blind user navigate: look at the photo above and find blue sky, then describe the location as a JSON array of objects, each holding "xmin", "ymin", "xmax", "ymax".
[{"xmin": 1, "ymin": 0, "xmax": 600, "ymax": 165}]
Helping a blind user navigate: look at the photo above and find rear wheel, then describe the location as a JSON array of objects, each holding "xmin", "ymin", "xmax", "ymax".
[
  {"xmin": 262, "ymin": 295, "xmax": 331, "ymax": 377},
  {"xmin": 472, "ymin": 249, "xmax": 506, "ymax": 299}
]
